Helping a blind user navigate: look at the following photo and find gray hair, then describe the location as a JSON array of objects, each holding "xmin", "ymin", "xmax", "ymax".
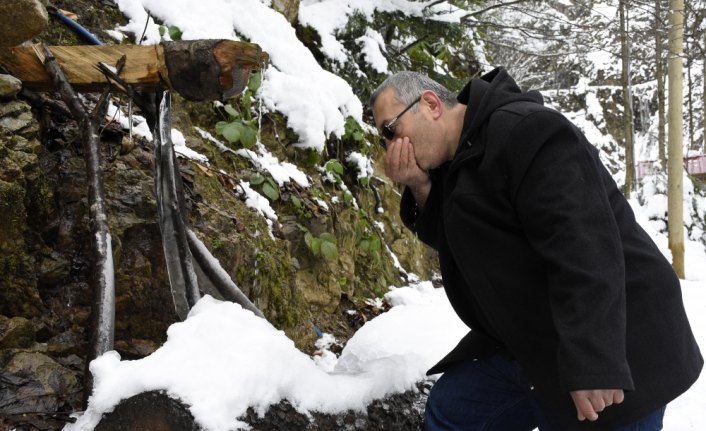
[{"xmin": 369, "ymin": 71, "xmax": 458, "ymax": 109}]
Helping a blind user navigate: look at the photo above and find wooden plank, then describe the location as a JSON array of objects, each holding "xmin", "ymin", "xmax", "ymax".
[
  {"xmin": 0, "ymin": 40, "xmax": 268, "ymax": 100},
  {"xmin": 0, "ymin": 44, "xmax": 166, "ymax": 92}
]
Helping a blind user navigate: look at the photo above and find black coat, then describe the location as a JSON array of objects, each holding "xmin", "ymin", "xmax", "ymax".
[{"xmin": 400, "ymin": 68, "xmax": 703, "ymax": 430}]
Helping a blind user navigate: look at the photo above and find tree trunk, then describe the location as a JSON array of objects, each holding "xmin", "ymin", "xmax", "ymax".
[
  {"xmin": 656, "ymin": 0, "xmax": 667, "ymax": 166},
  {"xmin": 620, "ymin": 0, "xmax": 636, "ymax": 195},
  {"xmin": 686, "ymin": 31, "xmax": 695, "ymax": 151},
  {"xmin": 667, "ymin": 0, "xmax": 685, "ymax": 278}
]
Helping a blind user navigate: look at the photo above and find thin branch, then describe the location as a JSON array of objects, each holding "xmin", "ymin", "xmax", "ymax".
[
  {"xmin": 461, "ymin": 0, "xmax": 531, "ymax": 21},
  {"xmin": 38, "ymin": 43, "xmax": 115, "ymax": 408}
]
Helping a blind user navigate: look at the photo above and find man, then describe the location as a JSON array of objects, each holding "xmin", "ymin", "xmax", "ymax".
[{"xmin": 370, "ymin": 68, "xmax": 703, "ymax": 430}]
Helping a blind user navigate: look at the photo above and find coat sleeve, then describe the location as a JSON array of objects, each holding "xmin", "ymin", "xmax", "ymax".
[{"xmin": 507, "ymin": 110, "xmax": 635, "ymax": 392}]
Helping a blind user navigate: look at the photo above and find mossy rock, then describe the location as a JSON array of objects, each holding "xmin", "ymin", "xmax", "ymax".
[{"xmin": 0, "ymin": 316, "xmax": 35, "ymax": 349}]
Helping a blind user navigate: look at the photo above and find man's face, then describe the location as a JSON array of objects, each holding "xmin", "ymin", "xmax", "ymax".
[{"xmin": 372, "ymin": 88, "xmax": 443, "ymax": 171}]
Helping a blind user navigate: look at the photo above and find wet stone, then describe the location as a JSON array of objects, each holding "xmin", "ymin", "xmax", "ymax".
[
  {"xmin": 0, "ymin": 316, "xmax": 35, "ymax": 349},
  {"xmin": 0, "ymin": 350, "xmax": 81, "ymax": 429},
  {"xmin": 0, "ymin": 74, "xmax": 22, "ymax": 98}
]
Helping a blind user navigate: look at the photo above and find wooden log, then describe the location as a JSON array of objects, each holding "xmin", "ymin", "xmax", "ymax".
[{"xmin": 0, "ymin": 40, "xmax": 268, "ymax": 101}]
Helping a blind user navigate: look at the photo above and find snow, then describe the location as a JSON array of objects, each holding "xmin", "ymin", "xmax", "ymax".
[
  {"xmin": 235, "ymin": 144, "xmax": 310, "ymax": 188},
  {"xmin": 237, "ymin": 180, "xmax": 277, "ymax": 221},
  {"xmin": 345, "ymin": 151, "xmax": 373, "ymax": 180},
  {"xmin": 66, "ymin": 281, "xmax": 467, "ymax": 431}
]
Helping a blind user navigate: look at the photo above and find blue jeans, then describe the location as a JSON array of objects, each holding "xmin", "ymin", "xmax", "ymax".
[{"xmin": 424, "ymin": 354, "xmax": 666, "ymax": 431}]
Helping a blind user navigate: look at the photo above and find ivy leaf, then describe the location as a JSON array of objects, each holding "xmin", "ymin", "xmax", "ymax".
[
  {"xmin": 262, "ymin": 181, "xmax": 280, "ymax": 201},
  {"xmin": 321, "ymin": 241, "xmax": 338, "ymax": 260},
  {"xmin": 249, "ymin": 173, "xmax": 265, "ymax": 185},
  {"xmin": 221, "ymin": 122, "xmax": 242, "ymax": 143}
]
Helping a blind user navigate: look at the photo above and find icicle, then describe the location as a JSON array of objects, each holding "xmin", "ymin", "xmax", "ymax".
[{"xmin": 154, "ymin": 91, "xmax": 201, "ymax": 320}]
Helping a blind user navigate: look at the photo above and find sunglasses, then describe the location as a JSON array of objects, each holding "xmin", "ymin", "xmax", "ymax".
[{"xmin": 380, "ymin": 96, "xmax": 421, "ymax": 148}]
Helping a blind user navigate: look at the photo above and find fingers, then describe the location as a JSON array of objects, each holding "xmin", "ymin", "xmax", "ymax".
[
  {"xmin": 383, "ymin": 137, "xmax": 427, "ymax": 187},
  {"xmin": 573, "ymin": 395, "xmax": 598, "ymax": 422},
  {"xmin": 570, "ymin": 389, "xmax": 624, "ymax": 423}
]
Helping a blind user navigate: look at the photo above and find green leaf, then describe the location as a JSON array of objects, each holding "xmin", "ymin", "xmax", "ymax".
[
  {"xmin": 304, "ymin": 231, "xmax": 314, "ymax": 248},
  {"xmin": 309, "ymin": 236, "xmax": 322, "ymax": 256},
  {"xmin": 343, "ymin": 191, "xmax": 353, "ymax": 204},
  {"xmin": 248, "ymin": 72, "xmax": 262, "ymax": 92},
  {"xmin": 352, "ymin": 131, "xmax": 364, "ymax": 142},
  {"xmin": 325, "ymin": 160, "xmax": 344, "ymax": 175},
  {"xmin": 292, "ymin": 195, "xmax": 302, "ymax": 208},
  {"xmin": 359, "ymin": 238, "xmax": 370, "ymax": 252},
  {"xmin": 249, "ymin": 173, "xmax": 265, "ymax": 185},
  {"xmin": 241, "ymin": 125, "xmax": 257, "ymax": 149},
  {"xmin": 319, "ymin": 232, "xmax": 336, "ymax": 244},
  {"xmin": 215, "ymin": 121, "xmax": 227, "ymax": 134},
  {"xmin": 321, "ymin": 241, "xmax": 338, "ymax": 260},
  {"xmin": 242, "ymin": 94, "xmax": 252, "ymax": 120},
  {"xmin": 168, "ymin": 25, "xmax": 182, "ymax": 41},
  {"xmin": 221, "ymin": 122, "xmax": 242, "ymax": 143},
  {"xmin": 224, "ymin": 104, "xmax": 240, "ymax": 118},
  {"xmin": 369, "ymin": 236, "xmax": 381, "ymax": 253},
  {"xmin": 159, "ymin": 26, "xmax": 166, "ymax": 36},
  {"xmin": 262, "ymin": 182, "xmax": 280, "ymax": 201}
]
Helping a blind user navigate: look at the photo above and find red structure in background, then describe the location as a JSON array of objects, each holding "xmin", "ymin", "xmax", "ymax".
[{"xmin": 637, "ymin": 155, "xmax": 706, "ymax": 180}]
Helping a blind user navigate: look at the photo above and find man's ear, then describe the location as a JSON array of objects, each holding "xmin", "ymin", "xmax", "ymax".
[{"xmin": 421, "ymin": 90, "xmax": 443, "ymax": 120}]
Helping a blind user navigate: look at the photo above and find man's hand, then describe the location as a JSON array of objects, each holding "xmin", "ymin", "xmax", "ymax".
[
  {"xmin": 383, "ymin": 137, "xmax": 431, "ymax": 207},
  {"xmin": 570, "ymin": 389, "xmax": 624, "ymax": 422},
  {"xmin": 383, "ymin": 137, "xmax": 429, "ymax": 188}
]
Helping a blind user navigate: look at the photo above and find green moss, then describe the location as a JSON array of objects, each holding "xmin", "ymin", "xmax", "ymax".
[
  {"xmin": 25, "ymin": 173, "xmax": 52, "ymax": 229},
  {"xmin": 0, "ymin": 179, "xmax": 27, "ymax": 235}
]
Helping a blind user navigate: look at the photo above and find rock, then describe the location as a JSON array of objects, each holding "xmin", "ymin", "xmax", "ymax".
[
  {"xmin": 0, "ymin": 350, "xmax": 81, "ymax": 429},
  {"xmin": 0, "ymin": 74, "xmax": 22, "ymax": 98},
  {"xmin": 271, "ymin": 0, "xmax": 300, "ymax": 24},
  {"xmin": 0, "ymin": 100, "xmax": 39, "ymax": 138},
  {"xmin": 0, "ymin": 0, "xmax": 49, "ymax": 47},
  {"xmin": 37, "ymin": 249, "xmax": 71, "ymax": 287},
  {"xmin": 0, "ymin": 316, "xmax": 35, "ymax": 349}
]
